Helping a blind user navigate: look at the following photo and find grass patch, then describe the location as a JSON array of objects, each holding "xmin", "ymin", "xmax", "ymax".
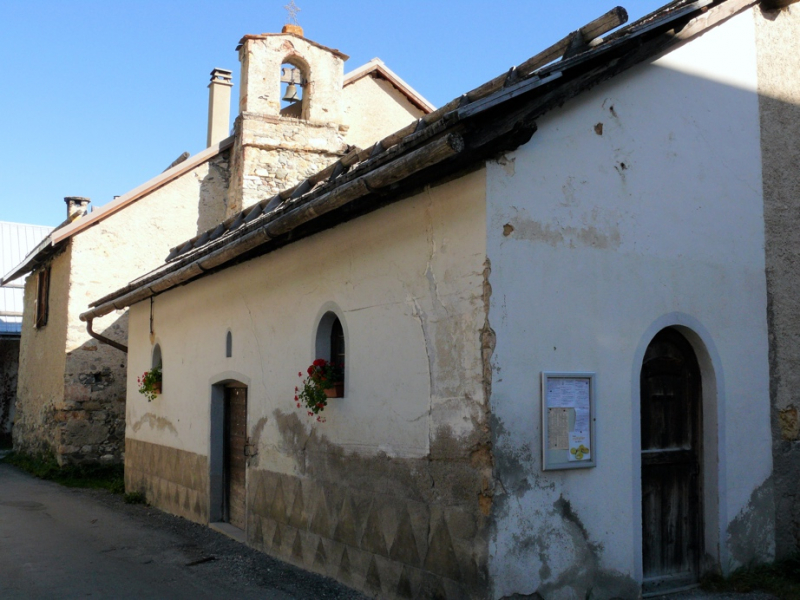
[
  {"xmin": 1, "ymin": 451, "xmax": 124, "ymax": 494},
  {"xmin": 123, "ymin": 491, "xmax": 147, "ymax": 505},
  {"xmin": 702, "ymin": 553, "xmax": 800, "ymax": 599}
]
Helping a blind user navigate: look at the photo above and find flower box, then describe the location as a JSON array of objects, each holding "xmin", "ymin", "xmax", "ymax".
[{"xmin": 324, "ymin": 382, "xmax": 344, "ymax": 398}]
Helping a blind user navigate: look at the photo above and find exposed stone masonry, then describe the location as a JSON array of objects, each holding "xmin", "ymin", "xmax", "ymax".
[
  {"xmin": 228, "ymin": 113, "xmax": 348, "ymax": 215},
  {"xmin": 58, "ymin": 315, "xmax": 128, "ymax": 465},
  {"xmin": 0, "ymin": 339, "xmax": 20, "ymax": 447},
  {"xmin": 755, "ymin": 5, "xmax": 800, "ymax": 556}
]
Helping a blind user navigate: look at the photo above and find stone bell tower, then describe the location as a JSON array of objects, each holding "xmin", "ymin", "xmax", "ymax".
[{"xmin": 228, "ymin": 23, "xmax": 351, "ymax": 214}]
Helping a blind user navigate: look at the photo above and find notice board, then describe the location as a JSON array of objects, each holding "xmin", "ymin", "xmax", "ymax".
[{"xmin": 541, "ymin": 372, "xmax": 596, "ymax": 470}]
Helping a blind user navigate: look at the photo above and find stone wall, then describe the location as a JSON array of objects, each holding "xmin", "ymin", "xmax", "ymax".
[
  {"xmin": 755, "ymin": 3, "xmax": 800, "ymax": 557},
  {"xmin": 198, "ymin": 150, "xmax": 231, "ymax": 233},
  {"xmin": 51, "ymin": 151, "xmax": 232, "ymax": 465},
  {"xmin": 14, "ymin": 152, "xmax": 230, "ymax": 465},
  {"xmin": 238, "ymin": 34, "xmax": 345, "ymax": 124},
  {"xmin": 125, "ymin": 438, "xmax": 209, "ymax": 523},
  {"xmin": 58, "ymin": 312, "xmax": 128, "ymax": 464},
  {"xmin": 13, "ymin": 249, "xmax": 71, "ymax": 458},
  {"xmin": 228, "ymin": 114, "xmax": 347, "ymax": 215},
  {"xmin": 0, "ymin": 338, "xmax": 20, "ymax": 446}
]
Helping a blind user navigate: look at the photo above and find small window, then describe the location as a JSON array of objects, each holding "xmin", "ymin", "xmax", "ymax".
[
  {"xmin": 150, "ymin": 343, "xmax": 163, "ymax": 396},
  {"xmin": 315, "ymin": 311, "xmax": 346, "ymax": 396},
  {"xmin": 330, "ymin": 318, "xmax": 345, "ymax": 367},
  {"xmin": 152, "ymin": 343, "xmax": 162, "ymax": 370},
  {"xmin": 35, "ymin": 266, "xmax": 51, "ymax": 328},
  {"xmin": 226, "ymin": 331, "xmax": 233, "ymax": 358}
]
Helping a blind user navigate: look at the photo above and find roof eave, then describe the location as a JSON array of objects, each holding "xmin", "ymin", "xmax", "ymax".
[
  {"xmin": 1, "ymin": 235, "xmax": 55, "ymax": 285},
  {"xmin": 82, "ymin": 0, "xmax": 755, "ymax": 322},
  {"xmin": 51, "ymin": 136, "xmax": 234, "ymax": 246}
]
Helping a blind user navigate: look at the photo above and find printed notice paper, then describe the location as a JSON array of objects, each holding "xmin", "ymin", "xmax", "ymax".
[
  {"xmin": 548, "ymin": 408, "xmax": 569, "ymax": 450},
  {"xmin": 546, "ymin": 378, "xmax": 590, "ymax": 410},
  {"xmin": 574, "ymin": 408, "xmax": 591, "ymax": 432}
]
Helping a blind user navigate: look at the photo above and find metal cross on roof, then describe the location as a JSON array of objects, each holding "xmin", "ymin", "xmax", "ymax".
[{"xmin": 284, "ymin": 0, "xmax": 301, "ymax": 25}]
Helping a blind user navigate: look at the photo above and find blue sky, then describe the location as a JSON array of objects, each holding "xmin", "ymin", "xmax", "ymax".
[{"xmin": 0, "ymin": 1, "xmax": 666, "ymax": 227}]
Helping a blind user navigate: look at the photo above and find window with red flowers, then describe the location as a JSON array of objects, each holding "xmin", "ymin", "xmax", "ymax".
[{"xmin": 315, "ymin": 311, "xmax": 345, "ymax": 395}]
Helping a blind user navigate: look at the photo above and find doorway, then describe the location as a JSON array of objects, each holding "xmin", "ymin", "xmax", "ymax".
[
  {"xmin": 223, "ymin": 384, "xmax": 247, "ymax": 530},
  {"xmin": 641, "ymin": 328, "xmax": 703, "ymax": 594},
  {"xmin": 210, "ymin": 380, "xmax": 248, "ymax": 531}
]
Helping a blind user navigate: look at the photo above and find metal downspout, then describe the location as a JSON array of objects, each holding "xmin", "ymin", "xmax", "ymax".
[{"xmin": 86, "ymin": 317, "xmax": 128, "ymax": 353}]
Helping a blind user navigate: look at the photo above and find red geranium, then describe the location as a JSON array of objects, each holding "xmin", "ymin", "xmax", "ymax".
[{"xmin": 294, "ymin": 358, "xmax": 344, "ymax": 418}]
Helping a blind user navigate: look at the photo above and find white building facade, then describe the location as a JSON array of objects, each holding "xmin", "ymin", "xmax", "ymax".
[{"xmin": 82, "ymin": 2, "xmax": 798, "ymax": 598}]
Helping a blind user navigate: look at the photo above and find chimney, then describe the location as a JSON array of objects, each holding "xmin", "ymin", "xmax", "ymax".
[
  {"xmin": 282, "ymin": 23, "xmax": 304, "ymax": 37},
  {"xmin": 207, "ymin": 68, "xmax": 233, "ymax": 147},
  {"xmin": 64, "ymin": 196, "xmax": 90, "ymax": 221}
]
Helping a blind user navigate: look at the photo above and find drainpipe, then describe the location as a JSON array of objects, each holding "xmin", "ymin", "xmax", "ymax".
[{"xmin": 86, "ymin": 317, "xmax": 128, "ymax": 353}]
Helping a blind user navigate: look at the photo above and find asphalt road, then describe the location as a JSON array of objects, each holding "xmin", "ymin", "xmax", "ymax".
[
  {"xmin": 0, "ymin": 459, "xmax": 783, "ymax": 600},
  {"xmin": 0, "ymin": 461, "xmax": 365, "ymax": 600}
]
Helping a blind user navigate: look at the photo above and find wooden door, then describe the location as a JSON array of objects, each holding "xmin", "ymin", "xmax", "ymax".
[
  {"xmin": 224, "ymin": 386, "xmax": 247, "ymax": 530},
  {"xmin": 641, "ymin": 329, "xmax": 702, "ymax": 594}
]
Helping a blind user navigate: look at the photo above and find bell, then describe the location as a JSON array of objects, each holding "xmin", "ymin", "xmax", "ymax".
[{"xmin": 282, "ymin": 83, "xmax": 300, "ymax": 103}]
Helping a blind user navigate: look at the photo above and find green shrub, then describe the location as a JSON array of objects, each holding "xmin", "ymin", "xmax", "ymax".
[
  {"xmin": 702, "ymin": 553, "xmax": 800, "ymax": 600},
  {"xmin": 123, "ymin": 491, "xmax": 147, "ymax": 505},
  {"xmin": 2, "ymin": 451, "xmax": 124, "ymax": 494}
]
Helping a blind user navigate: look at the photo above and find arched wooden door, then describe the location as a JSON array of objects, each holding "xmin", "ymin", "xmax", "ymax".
[{"xmin": 641, "ymin": 328, "xmax": 703, "ymax": 594}]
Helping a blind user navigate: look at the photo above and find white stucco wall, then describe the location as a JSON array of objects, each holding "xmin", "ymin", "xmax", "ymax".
[
  {"xmin": 70, "ymin": 152, "xmax": 230, "ymax": 356},
  {"xmin": 486, "ymin": 10, "xmax": 772, "ymax": 597},
  {"xmin": 126, "ymin": 169, "xmax": 487, "ymax": 462},
  {"xmin": 342, "ymin": 75, "xmax": 426, "ymax": 149}
]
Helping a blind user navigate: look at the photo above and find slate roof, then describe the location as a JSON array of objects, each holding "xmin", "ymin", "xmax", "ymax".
[
  {"xmin": 0, "ymin": 221, "xmax": 54, "ymax": 335},
  {"xmin": 1, "ymin": 57, "xmax": 429, "ymax": 287},
  {"xmin": 83, "ymin": 0, "xmax": 752, "ymax": 321}
]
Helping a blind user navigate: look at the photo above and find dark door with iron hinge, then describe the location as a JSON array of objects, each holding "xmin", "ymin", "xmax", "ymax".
[
  {"xmin": 224, "ymin": 385, "xmax": 247, "ymax": 530},
  {"xmin": 641, "ymin": 328, "xmax": 703, "ymax": 595}
]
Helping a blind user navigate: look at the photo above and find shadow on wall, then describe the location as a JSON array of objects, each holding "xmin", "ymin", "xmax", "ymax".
[
  {"xmin": 762, "ymin": 82, "xmax": 800, "ymax": 558},
  {"xmin": 197, "ymin": 150, "xmax": 231, "ymax": 235},
  {"xmin": 58, "ymin": 311, "xmax": 130, "ymax": 465},
  {"xmin": 756, "ymin": 11, "xmax": 800, "ymax": 561},
  {"xmin": 0, "ymin": 338, "xmax": 21, "ymax": 447},
  {"xmin": 489, "ymin": 46, "xmax": 800, "ymax": 594}
]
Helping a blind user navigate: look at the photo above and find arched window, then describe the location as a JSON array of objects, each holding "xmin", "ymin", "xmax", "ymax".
[
  {"xmin": 330, "ymin": 318, "xmax": 344, "ymax": 367},
  {"xmin": 315, "ymin": 311, "xmax": 345, "ymax": 396},
  {"xmin": 151, "ymin": 343, "xmax": 163, "ymax": 395},
  {"xmin": 226, "ymin": 331, "xmax": 233, "ymax": 358},
  {"xmin": 152, "ymin": 343, "xmax": 162, "ymax": 370}
]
